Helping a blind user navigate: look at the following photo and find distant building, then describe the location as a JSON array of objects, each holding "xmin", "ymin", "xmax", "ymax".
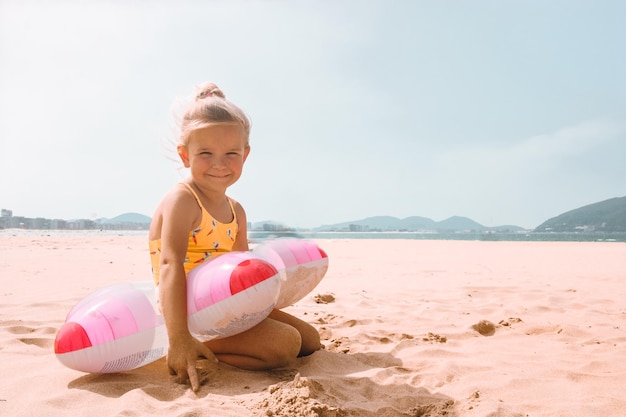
[
  {"xmin": 68, "ymin": 219, "xmax": 96, "ymax": 230},
  {"xmin": 51, "ymin": 219, "xmax": 67, "ymax": 229},
  {"xmin": 349, "ymin": 224, "xmax": 369, "ymax": 232},
  {"xmin": 33, "ymin": 217, "xmax": 49, "ymax": 229},
  {"xmin": 263, "ymin": 223, "xmax": 279, "ymax": 232}
]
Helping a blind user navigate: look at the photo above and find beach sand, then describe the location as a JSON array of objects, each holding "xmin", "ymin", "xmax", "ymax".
[{"xmin": 1, "ymin": 235, "xmax": 625, "ymax": 416}]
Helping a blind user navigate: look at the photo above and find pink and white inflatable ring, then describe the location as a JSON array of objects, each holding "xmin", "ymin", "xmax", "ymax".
[{"xmin": 54, "ymin": 238, "xmax": 328, "ymax": 374}]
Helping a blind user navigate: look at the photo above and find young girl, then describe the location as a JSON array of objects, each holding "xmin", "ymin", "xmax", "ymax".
[{"xmin": 148, "ymin": 82, "xmax": 321, "ymax": 392}]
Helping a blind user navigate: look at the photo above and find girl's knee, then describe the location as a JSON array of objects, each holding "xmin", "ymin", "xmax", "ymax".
[
  {"xmin": 267, "ymin": 325, "xmax": 302, "ymax": 368},
  {"xmin": 299, "ymin": 324, "xmax": 322, "ymax": 357},
  {"xmin": 268, "ymin": 309, "xmax": 321, "ymax": 357}
]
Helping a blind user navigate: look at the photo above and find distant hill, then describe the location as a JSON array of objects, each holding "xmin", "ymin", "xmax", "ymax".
[
  {"xmin": 535, "ymin": 196, "xmax": 626, "ymax": 232},
  {"xmin": 315, "ymin": 215, "xmax": 435, "ymax": 231},
  {"xmin": 313, "ymin": 215, "xmax": 524, "ymax": 232},
  {"xmin": 100, "ymin": 212, "xmax": 151, "ymax": 224},
  {"xmin": 437, "ymin": 216, "xmax": 484, "ymax": 230}
]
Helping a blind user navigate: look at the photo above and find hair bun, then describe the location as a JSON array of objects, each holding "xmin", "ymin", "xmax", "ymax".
[{"xmin": 195, "ymin": 82, "xmax": 226, "ymax": 100}]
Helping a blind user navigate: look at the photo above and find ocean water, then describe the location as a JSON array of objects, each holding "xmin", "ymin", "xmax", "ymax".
[
  {"xmin": 248, "ymin": 231, "xmax": 626, "ymax": 242},
  {"xmin": 0, "ymin": 229, "xmax": 150, "ymax": 237},
  {"xmin": 1, "ymin": 229, "xmax": 624, "ymax": 242}
]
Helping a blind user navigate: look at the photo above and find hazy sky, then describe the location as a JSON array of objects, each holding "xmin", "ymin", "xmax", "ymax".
[{"xmin": 1, "ymin": 1, "xmax": 625, "ymax": 229}]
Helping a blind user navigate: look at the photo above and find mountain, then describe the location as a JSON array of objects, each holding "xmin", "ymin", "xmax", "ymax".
[
  {"xmin": 314, "ymin": 216, "xmax": 434, "ymax": 231},
  {"xmin": 101, "ymin": 212, "xmax": 152, "ymax": 224},
  {"xmin": 437, "ymin": 216, "xmax": 484, "ymax": 230},
  {"xmin": 313, "ymin": 215, "xmax": 524, "ymax": 232},
  {"xmin": 535, "ymin": 197, "xmax": 626, "ymax": 232}
]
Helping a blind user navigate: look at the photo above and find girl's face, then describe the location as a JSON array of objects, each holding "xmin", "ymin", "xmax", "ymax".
[{"xmin": 178, "ymin": 124, "xmax": 250, "ymax": 194}]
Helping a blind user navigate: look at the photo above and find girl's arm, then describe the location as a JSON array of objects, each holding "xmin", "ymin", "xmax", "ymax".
[
  {"xmin": 231, "ymin": 199, "xmax": 249, "ymax": 252},
  {"xmin": 158, "ymin": 189, "xmax": 216, "ymax": 391}
]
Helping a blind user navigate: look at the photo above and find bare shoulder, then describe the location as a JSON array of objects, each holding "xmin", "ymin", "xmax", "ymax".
[
  {"xmin": 150, "ymin": 184, "xmax": 201, "ymax": 239},
  {"xmin": 228, "ymin": 197, "xmax": 246, "ymax": 218},
  {"xmin": 165, "ymin": 183, "xmax": 196, "ymax": 204},
  {"xmin": 228, "ymin": 197, "xmax": 248, "ymax": 228}
]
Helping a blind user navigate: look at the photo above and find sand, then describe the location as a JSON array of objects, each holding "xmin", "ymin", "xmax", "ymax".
[{"xmin": 1, "ymin": 235, "xmax": 625, "ymax": 416}]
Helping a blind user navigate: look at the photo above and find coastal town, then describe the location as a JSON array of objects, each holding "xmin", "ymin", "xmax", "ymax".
[{"xmin": 0, "ymin": 209, "xmax": 149, "ymax": 231}]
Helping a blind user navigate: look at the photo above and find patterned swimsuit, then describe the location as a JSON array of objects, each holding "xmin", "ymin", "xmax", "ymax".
[{"xmin": 149, "ymin": 183, "xmax": 238, "ymax": 285}]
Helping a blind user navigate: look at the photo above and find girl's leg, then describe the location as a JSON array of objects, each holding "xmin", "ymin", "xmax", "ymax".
[
  {"xmin": 204, "ymin": 310, "xmax": 321, "ymax": 370},
  {"xmin": 267, "ymin": 309, "xmax": 322, "ymax": 356},
  {"xmin": 205, "ymin": 316, "xmax": 302, "ymax": 370}
]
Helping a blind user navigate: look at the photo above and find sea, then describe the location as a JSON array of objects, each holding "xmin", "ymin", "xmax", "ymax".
[
  {"xmin": 1, "ymin": 228, "xmax": 624, "ymax": 242},
  {"xmin": 250, "ymin": 231, "xmax": 626, "ymax": 242}
]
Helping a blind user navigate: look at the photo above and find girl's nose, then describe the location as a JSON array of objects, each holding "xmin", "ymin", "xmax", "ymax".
[{"xmin": 212, "ymin": 155, "xmax": 227, "ymax": 168}]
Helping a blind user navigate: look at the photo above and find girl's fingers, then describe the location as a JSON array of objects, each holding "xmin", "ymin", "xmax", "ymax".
[
  {"xmin": 197, "ymin": 342, "xmax": 219, "ymax": 363},
  {"xmin": 188, "ymin": 363, "xmax": 200, "ymax": 392}
]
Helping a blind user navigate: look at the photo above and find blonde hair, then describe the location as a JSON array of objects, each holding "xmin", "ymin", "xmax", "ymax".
[{"xmin": 179, "ymin": 82, "xmax": 251, "ymax": 146}]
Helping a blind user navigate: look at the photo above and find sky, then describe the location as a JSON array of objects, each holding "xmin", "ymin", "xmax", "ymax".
[{"xmin": 1, "ymin": 0, "xmax": 625, "ymax": 230}]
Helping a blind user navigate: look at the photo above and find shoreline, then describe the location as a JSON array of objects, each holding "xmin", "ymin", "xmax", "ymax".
[{"xmin": 1, "ymin": 228, "xmax": 625, "ymax": 243}]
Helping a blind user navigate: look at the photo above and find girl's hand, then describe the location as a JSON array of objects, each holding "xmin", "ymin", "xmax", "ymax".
[{"xmin": 166, "ymin": 335, "xmax": 218, "ymax": 392}]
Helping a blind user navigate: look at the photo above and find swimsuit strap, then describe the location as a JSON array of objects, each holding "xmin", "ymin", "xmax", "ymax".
[
  {"xmin": 179, "ymin": 182, "xmax": 237, "ymax": 223},
  {"xmin": 226, "ymin": 196, "xmax": 237, "ymax": 222},
  {"xmin": 180, "ymin": 182, "xmax": 203, "ymax": 208}
]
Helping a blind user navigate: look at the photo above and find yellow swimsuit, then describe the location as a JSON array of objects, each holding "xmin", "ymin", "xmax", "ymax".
[{"xmin": 149, "ymin": 183, "xmax": 238, "ymax": 285}]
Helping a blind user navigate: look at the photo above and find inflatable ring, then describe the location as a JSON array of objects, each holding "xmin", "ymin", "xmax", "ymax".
[{"xmin": 54, "ymin": 238, "xmax": 328, "ymax": 373}]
